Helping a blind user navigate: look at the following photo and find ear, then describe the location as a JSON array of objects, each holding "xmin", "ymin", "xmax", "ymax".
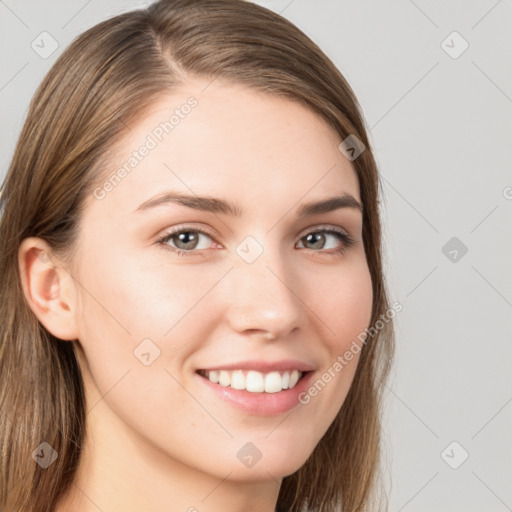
[{"xmin": 18, "ymin": 237, "xmax": 80, "ymax": 341}]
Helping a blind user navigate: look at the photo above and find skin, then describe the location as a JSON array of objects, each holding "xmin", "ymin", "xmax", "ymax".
[{"xmin": 19, "ymin": 78, "xmax": 373, "ymax": 512}]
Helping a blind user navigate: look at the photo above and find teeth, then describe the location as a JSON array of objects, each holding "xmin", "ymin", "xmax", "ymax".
[
  {"xmin": 246, "ymin": 371, "xmax": 264, "ymax": 392},
  {"xmin": 201, "ymin": 369, "xmax": 303, "ymax": 393},
  {"xmin": 289, "ymin": 369, "xmax": 300, "ymax": 388},
  {"xmin": 208, "ymin": 370, "xmax": 219, "ymax": 384},
  {"xmin": 230, "ymin": 370, "xmax": 246, "ymax": 390},
  {"xmin": 264, "ymin": 371, "xmax": 282, "ymax": 393},
  {"xmin": 218, "ymin": 370, "xmax": 230, "ymax": 387},
  {"xmin": 281, "ymin": 371, "xmax": 290, "ymax": 390}
]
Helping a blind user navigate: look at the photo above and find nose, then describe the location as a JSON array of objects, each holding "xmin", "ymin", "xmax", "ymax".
[{"xmin": 224, "ymin": 246, "xmax": 306, "ymax": 341}]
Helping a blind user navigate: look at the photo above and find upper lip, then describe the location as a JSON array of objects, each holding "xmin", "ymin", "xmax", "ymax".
[{"xmin": 197, "ymin": 359, "xmax": 315, "ymax": 373}]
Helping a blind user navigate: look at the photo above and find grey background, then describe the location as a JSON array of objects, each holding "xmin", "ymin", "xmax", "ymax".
[{"xmin": 1, "ymin": 0, "xmax": 511, "ymax": 510}]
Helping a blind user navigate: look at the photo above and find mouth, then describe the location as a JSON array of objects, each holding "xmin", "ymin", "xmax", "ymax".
[
  {"xmin": 196, "ymin": 368, "xmax": 310, "ymax": 394},
  {"xmin": 195, "ymin": 367, "xmax": 314, "ymax": 416}
]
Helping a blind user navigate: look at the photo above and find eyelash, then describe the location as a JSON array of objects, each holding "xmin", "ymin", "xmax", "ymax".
[{"xmin": 156, "ymin": 225, "xmax": 355, "ymax": 258}]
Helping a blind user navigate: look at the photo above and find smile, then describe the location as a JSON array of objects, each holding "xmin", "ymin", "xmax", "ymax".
[
  {"xmin": 197, "ymin": 369, "xmax": 303, "ymax": 393},
  {"xmin": 195, "ymin": 368, "xmax": 314, "ymax": 416}
]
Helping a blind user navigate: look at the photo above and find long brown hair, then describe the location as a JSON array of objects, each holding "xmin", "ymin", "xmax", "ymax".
[{"xmin": 0, "ymin": 1, "xmax": 395, "ymax": 510}]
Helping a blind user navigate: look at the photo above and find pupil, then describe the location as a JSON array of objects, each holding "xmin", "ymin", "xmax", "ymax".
[
  {"xmin": 177, "ymin": 232, "xmax": 198, "ymax": 249},
  {"xmin": 306, "ymin": 233, "xmax": 324, "ymax": 249}
]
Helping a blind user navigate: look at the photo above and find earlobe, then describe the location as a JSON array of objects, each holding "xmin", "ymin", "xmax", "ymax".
[{"xmin": 18, "ymin": 237, "xmax": 79, "ymax": 341}]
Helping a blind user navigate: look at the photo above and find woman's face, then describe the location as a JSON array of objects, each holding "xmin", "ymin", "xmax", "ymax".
[{"xmin": 71, "ymin": 79, "xmax": 373, "ymax": 481}]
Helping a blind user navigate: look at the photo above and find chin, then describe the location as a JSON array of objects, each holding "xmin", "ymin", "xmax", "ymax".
[
  {"xmin": 221, "ymin": 457, "xmax": 307, "ymax": 482},
  {"xmin": 227, "ymin": 440, "xmax": 314, "ymax": 481}
]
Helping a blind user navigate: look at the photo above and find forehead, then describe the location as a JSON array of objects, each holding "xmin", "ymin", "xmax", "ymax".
[{"xmin": 89, "ymin": 79, "xmax": 360, "ymax": 216}]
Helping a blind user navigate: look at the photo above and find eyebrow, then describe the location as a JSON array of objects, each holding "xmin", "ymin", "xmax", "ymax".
[{"xmin": 132, "ymin": 191, "xmax": 363, "ymax": 217}]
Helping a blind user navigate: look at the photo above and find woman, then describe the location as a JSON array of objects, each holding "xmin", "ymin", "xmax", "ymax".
[{"xmin": 0, "ymin": 1, "xmax": 395, "ymax": 511}]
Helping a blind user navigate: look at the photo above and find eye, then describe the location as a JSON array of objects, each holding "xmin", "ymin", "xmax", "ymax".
[
  {"xmin": 156, "ymin": 225, "xmax": 355, "ymax": 257},
  {"xmin": 157, "ymin": 227, "xmax": 217, "ymax": 257},
  {"xmin": 297, "ymin": 227, "xmax": 355, "ymax": 256}
]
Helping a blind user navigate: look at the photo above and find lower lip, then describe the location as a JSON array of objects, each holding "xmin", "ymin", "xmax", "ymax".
[{"xmin": 196, "ymin": 371, "xmax": 315, "ymax": 416}]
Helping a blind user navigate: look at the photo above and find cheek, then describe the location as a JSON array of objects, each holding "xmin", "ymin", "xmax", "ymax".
[
  {"xmin": 76, "ymin": 249, "xmax": 215, "ymax": 341},
  {"xmin": 73, "ymin": 259, "xmax": 209, "ymax": 439},
  {"xmin": 300, "ymin": 260, "xmax": 372, "ymax": 417},
  {"xmin": 74, "ymin": 253, "xmax": 229, "ymax": 398},
  {"xmin": 314, "ymin": 259, "xmax": 373, "ymax": 352}
]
